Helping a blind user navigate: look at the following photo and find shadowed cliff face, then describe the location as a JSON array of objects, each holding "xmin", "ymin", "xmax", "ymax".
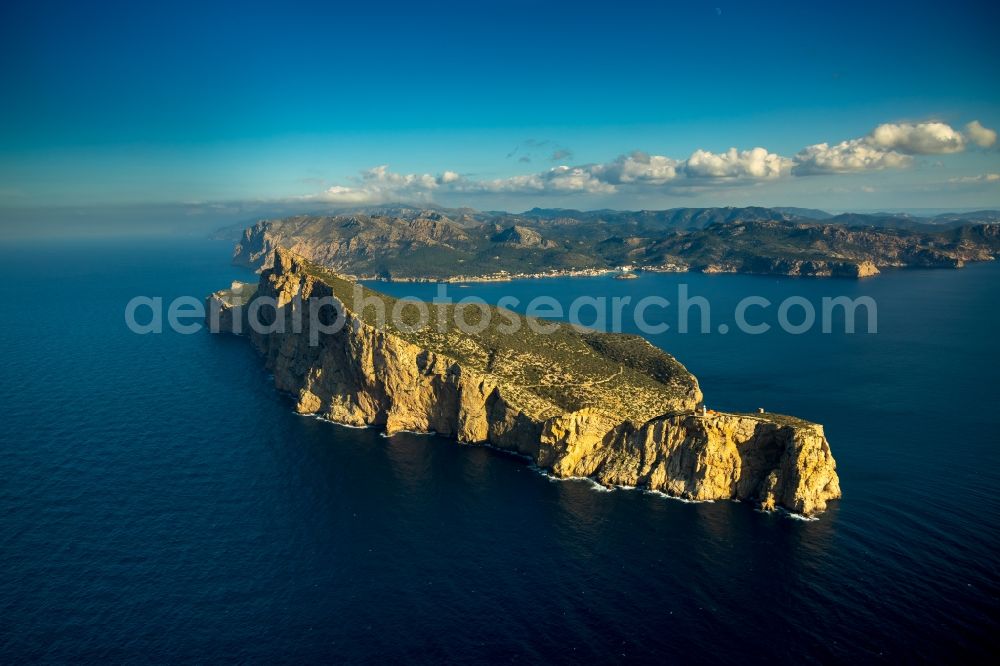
[{"xmin": 208, "ymin": 247, "xmax": 841, "ymax": 515}]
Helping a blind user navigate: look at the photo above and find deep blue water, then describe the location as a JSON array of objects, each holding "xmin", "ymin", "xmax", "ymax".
[{"xmin": 1, "ymin": 237, "xmax": 998, "ymax": 662}]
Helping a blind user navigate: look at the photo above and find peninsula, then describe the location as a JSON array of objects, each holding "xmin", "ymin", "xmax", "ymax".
[{"xmin": 208, "ymin": 247, "xmax": 841, "ymax": 516}]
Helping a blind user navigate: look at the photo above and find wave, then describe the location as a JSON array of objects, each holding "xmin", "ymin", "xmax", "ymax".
[
  {"xmin": 380, "ymin": 429, "xmax": 438, "ymax": 438},
  {"xmin": 527, "ymin": 465, "xmax": 614, "ymax": 492},
  {"xmin": 642, "ymin": 488, "xmax": 714, "ymax": 504},
  {"xmin": 778, "ymin": 508, "xmax": 819, "ymax": 522},
  {"xmin": 296, "ymin": 411, "xmax": 374, "ymax": 430}
]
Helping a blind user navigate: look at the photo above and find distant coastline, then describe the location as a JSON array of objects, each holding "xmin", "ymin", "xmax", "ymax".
[
  {"xmin": 354, "ymin": 267, "xmax": 654, "ymax": 284},
  {"xmin": 227, "ymin": 205, "xmax": 999, "ymax": 282}
]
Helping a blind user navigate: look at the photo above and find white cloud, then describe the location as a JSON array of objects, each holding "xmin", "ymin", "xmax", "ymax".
[
  {"xmin": 684, "ymin": 147, "xmax": 792, "ymax": 179},
  {"xmin": 306, "ymin": 164, "xmax": 617, "ymax": 204},
  {"xmin": 588, "ymin": 151, "xmax": 679, "ymax": 184},
  {"xmin": 794, "ymin": 139, "xmax": 912, "ymax": 174},
  {"xmin": 302, "ymin": 118, "xmax": 997, "ymax": 203},
  {"xmin": 316, "ymin": 185, "xmax": 387, "ymax": 204},
  {"xmin": 309, "ymin": 165, "xmax": 449, "ymax": 204},
  {"xmin": 456, "ymin": 165, "xmax": 617, "ymax": 195},
  {"xmin": 532, "ymin": 147, "xmax": 791, "ymax": 190},
  {"xmin": 948, "ymin": 173, "xmax": 1000, "ymax": 183},
  {"xmin": 793, "ymin": 120, "xmax": 996, "ymax": 174},
  {"xmin": 965, "ymin": 120, "xmax": 997, "ymax": 148},
  {"xmin": 868, "ymin": 121, "xmax": 966, "ymax": 154}
]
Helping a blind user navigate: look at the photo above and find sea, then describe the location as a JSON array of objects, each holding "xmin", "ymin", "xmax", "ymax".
[{"xmin": 1, "ymin": 236, "xmax": 997, "ymax": 662}]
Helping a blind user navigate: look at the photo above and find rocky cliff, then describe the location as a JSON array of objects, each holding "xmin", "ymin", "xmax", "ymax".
[{"xmin": 209, "ymin": 247, "xmax": 841, "ymax": 516}]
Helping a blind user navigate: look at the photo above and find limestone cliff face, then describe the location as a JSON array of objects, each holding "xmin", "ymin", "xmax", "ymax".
[
  {"xmin": 539, "ymin": 411, "xmax": 839, "ymax": 515},
  {"xmin": 209, "ymin": 248, "xmax": 841, "ymax": 516},
  {"xmin": 232, "ymin": 222, "xmax": 277, "ymax": 271}
]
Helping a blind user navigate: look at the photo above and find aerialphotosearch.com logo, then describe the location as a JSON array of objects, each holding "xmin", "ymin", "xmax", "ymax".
[{"xmin": 124, "ymin": 284, "xmax": 878, "ymax": 343}]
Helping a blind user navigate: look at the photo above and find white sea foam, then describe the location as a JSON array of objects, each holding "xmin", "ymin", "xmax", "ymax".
[
  {"xmin": 780, "ymin": 508, "xmax": 819, "ymax": 522},
  {"xmin": 326, "ymin": 420, "xmax": 372, "ymax": 430},
  {"xmin": 753, "ymin": 507, "xmax": 819, "ymax": 521},
  {"xmin": 301, "ymin": 412, "xmax": 373, "ymax": 430},
  {"xmin": 642, "ymin": 488, "xmax": 713, "ymax": 504},
  {"xmin": 380, "ymin": 429, "xmax": 438, "ymax": 438},
  {"xmin": 527, "ymin": 465, "xmax": 613, "ymax": 492}
]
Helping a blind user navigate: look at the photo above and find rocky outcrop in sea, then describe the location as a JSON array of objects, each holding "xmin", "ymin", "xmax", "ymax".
[{"xmin": 208, "ymin": 248, "xmax": 841, "ymax": 516}]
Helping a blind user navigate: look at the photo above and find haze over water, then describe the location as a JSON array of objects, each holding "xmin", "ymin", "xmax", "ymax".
[{"xmin": 1, "ymin": 237, "xmax": 996, "ymax": 661}]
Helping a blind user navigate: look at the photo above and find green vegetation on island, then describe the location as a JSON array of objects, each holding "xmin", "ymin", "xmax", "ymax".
[{"xmin": 290, "ymin": 255, "xmax": 701, "ymax": 422}]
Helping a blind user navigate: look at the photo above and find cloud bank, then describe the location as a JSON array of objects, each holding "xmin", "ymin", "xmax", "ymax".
[
  {"xmin": 304, "ymin": 119, "xmax": 998, "ymax": 204},
  {"xmin": 965, "ymin": 120, "xmax": 997, "ymax": 148},
  {"xmin": 949, "ymin": 172, "xmax": 1000, "ymax": 184}
]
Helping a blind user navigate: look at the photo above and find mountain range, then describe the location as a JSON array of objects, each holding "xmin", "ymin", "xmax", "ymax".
[{"xmin": 223, "ymin": 205, "xmax": 1000, "ymax": 280}]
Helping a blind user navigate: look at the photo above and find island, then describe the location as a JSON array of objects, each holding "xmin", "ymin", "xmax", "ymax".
[
  {"xmin": 207, "ymin": 247, "xmax": 842, "ymax": 516},
  {"xmin": 229, "ymin": 205, "xmax": 1000, "ymax": 281}
]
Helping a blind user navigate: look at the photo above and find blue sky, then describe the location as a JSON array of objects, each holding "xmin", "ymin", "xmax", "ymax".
[{"xmin": 1, "ymin": 0, "xmax": 999, "ymax": 216}]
